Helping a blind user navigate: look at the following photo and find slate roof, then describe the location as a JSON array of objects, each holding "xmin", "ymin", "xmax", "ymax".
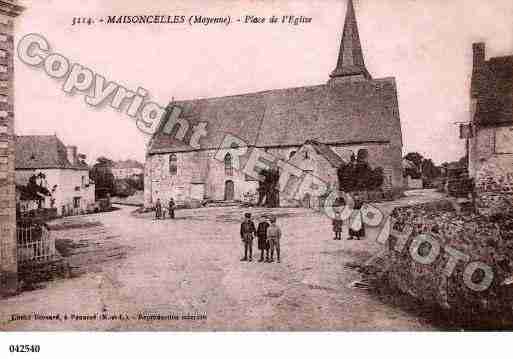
[
  {"xmin": 15, "ymin": 135, "xmax": 89, "ymax": 170},
  {"xmin": 306, "ymin": 140, "xmax": 346, "ymax": 168},
  {"xmin": 472, "ymin": 55, "xmax": 513, "ymax": 127},
  {"xmin": 113, "ymin": 159, "xmax": 144, "ymax": 169},
  {"xmin": 148, "ymin": 78, "xmax": 402, "ymax": 154}
]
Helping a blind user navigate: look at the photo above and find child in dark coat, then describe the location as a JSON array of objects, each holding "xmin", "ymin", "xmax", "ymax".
[
  {"xmin": 155, "ymin": 198, "xmax": 162, "ymax": 220},
  {"xmin": 240, "ymin": 213, "xmax": 256, "ymax": 261},
  {"xmin": 332, "ymin": 210, "xmax": 343, "ymax": 240},
  {"xmin": 257, "ymin": 216, "xmax": 270, "ymax": 262}
]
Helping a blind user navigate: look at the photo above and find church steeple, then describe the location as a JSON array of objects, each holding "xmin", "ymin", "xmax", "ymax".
[{"xmin": 329, "ymin": 0, "xmax": 371, "ymax": 82}]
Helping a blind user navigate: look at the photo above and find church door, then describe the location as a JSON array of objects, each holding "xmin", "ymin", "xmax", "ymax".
[{"xmin": 224, "ymin": 180, "xmax": 234, "ymax": 201}]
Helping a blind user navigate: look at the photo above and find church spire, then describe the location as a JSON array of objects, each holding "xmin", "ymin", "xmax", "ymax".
[{"xmin": 330, "ymin": 0, "xmax": 371, "ymax": 81}]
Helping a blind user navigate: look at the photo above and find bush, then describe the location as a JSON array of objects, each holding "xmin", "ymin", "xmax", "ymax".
[{"xmin": 338, "ymin": 162, "xmax": 384, "ymax": 192}]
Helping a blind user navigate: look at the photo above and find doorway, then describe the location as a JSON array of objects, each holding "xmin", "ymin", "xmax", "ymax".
[{"xmin": 224, "ymin": 180, "xmax": 234, "ymax": 201}]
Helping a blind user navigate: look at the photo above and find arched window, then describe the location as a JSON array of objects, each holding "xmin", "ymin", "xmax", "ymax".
[
  {"xmin": 169, "ymin": 154, "xmax": 177, "ymax": 175},
  {"xmin": 224, "ymin": 153, "xmax": 233, "ymax": 176},
  {"xmin": 289, "ymin": 150, "xmax": 296, "ymax": 159}
]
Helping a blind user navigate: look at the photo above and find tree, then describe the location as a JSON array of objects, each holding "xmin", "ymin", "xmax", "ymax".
[
  {"xmin": 421, "ymin": 158, "xmax": 441, "ymax": 179},
  {"xmin": 126, "ymin": 174, "xmax": 144, "ymax": 192},
  {"xmin": 404, "ymin": 152, "xmax": 424, "ymax": 170},
  {"xmin": 404, "ymin": 152, "xmax": 441, "ymax": 180},
  {"xmin": 90, "ymin": 157, "xmax": 115, "ymax": 199},
  {"xmin": 458, "ymin": 155, "xmax": 468, "ymax": 168},
  {"xmin": 337, "ymin": 161, "xmax": 384, "ymax": 192},
  {"xmin": 257, "ymin": 167, "xmax": 280, "ymax": 207}
]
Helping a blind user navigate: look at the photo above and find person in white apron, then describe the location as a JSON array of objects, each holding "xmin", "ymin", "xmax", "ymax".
[{"xmin": 348, "ymin": 194, "xmax": 365, "ymax": 240}]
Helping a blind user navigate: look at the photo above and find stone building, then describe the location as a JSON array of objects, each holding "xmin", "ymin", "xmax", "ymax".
[
  {"xmin": 145, "ymin": 0, "xmax": 403, "ymax": 207},
  {"xmin": 469, "ymin": 42, "xmax": 513, "ymax": 178},
  {"xmin": 0, "ymin": 0, "xmax": 23, "ymax": 297},
  {"xmin": 469, "ymin": 42, "xmax": 513, "ymax": 215}
]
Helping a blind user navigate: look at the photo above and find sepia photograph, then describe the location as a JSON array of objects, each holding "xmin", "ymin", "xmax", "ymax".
[{"xmin": 0, "ymin": 0, "xmax": 513, "ymax": 351}]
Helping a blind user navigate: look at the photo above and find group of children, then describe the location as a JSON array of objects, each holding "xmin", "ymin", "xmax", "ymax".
[
  {"xmin": 240, "ymin": 213, "xmax": 282, "ymax": 263},
  {"xmin": 154, "ymin": 198, "xmax": 176, "ymax": 220},
  {"xmin": 239, "ymin": 205, "xmax": 366, "ymax": 263}
]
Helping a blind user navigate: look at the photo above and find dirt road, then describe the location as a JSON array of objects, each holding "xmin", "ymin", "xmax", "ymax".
[{"xmin": 1, "ymin": 190, "xmax": 445, "ymax": 331}]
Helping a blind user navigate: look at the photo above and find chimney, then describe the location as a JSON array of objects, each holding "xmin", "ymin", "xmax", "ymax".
[
  {"xmin": 473, "ymin": 42, "xmax": 485, "ymax": 71},
  {"xmin": 66, "ymin": 145, "xmax": 77, "ymax": 165}
]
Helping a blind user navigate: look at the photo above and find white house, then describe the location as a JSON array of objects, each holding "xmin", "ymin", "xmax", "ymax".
[{"xmin": 15, "ymin": 135, "xmax": 95, "ymax": 216}]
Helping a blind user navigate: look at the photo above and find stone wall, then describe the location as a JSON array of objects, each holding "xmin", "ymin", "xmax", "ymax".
[
  {"xmin": 382, "ymin": 200, "xmax": 513, "ymax": 312},
  {"xmin": 474, "ymin": 155, "xmax": 513, "ymax": 216},
  {"xmin": 469, "ymin": 125, "xmax": 513, "ymax": 180},
  {"xmin": 0, "ymin": 1, "xmax": 23, "ymax": 297},
  {"xmin": 144, "ymin": 149, "xmax": 260, "ymax": 206}
]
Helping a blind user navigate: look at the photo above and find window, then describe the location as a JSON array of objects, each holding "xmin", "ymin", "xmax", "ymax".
[
  {"xmin": 169, "ymin": 153, "xmax": 177, "ymax": 175},
  {"xmin": 224, "ymin": 153, "xmax": 233, "ymax": 176},
  {"xmin": 0, "ymin": 65, "xmax": 7, "ymax": 73},
  {"xmin": 0, "ymin": 50, "xmax": 6, "ymax": 58},
  {"xmin": 73, "ymin": 197, "xmax": 81, "ymax": 209},
  {"xmin": 81, "ymin": 175, "xmax": 86, "ymax": 187},
  {"xmin": 304, "ymin": 151, "xmax": 309, "ymax": 159}
]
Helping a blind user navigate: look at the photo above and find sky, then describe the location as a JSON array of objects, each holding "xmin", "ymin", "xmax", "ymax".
[{"xmin": 13, "ymin": 0, "xmax": 513, "ymax": 165}]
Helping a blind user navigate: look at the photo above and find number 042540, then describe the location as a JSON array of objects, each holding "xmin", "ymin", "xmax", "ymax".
[{"xmin": 9, "ymin": 344, "xmax": 40, "ymax": 353}]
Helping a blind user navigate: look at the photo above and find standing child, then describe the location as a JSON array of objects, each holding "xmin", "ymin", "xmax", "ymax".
[
  {"xmin": 168, "ymin": 197, "xmax": 175, "ymax": 219},
  {"xmin": 155, "ymin": 198, "xmax": 162, "ymax": 220},
  {"xmin": 267, "ymin": 216, "xmax": 282, "ymax": 263},
  {"xmin": 256, "ymin": 215, "xmax": 270, "ymax": 262},
  {"xmin": 240, "ymin": 213, "xmax": 256, "ymax": 262},
  {"xmin": 332, "ymin": 210, "xmax": 343, "ymax": 240}
]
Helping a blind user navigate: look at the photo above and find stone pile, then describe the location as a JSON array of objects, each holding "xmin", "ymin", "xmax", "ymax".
[{"xmin": 381, "ymin": 200, "xmax": 513, "ymax": 313}]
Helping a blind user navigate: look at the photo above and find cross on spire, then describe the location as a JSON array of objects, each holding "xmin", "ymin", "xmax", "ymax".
[{"xmin": 330, "ymin": 0, "xmax": 371, "ymax": 81}]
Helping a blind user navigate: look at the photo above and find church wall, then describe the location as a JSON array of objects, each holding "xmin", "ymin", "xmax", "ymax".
[
  {"xmin": 146, "ymin": 152, "xmax": 196, "ymax": 205},
  {"xmin": 145, "ymin": 150, "xmax": 259, "ymax": 207},
  {"xmin": 144, "ymin": 140, "xmax": 403, "ymax": 208},
  {"xmin": 203, "ymin": 150, "xmax": 259, "ymax": 201}
]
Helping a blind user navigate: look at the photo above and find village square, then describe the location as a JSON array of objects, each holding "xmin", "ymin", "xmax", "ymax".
[{"xmin": 1, "ymin": 0, "xmax": 513, "ymax": 331}]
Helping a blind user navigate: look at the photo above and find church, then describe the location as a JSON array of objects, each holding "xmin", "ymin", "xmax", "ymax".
[{"xmin": 144, "ymin": 0, "xmax": 404, "ymax": 208}]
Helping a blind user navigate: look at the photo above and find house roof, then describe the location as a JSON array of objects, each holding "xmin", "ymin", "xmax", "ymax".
[
  {"xmin": 15, "ymin": 135, "xmax": 89, "ymax": 170},
  {"xmin": 113, "ymin": 159, "xmax": 144, "ymax": 169},
  {"xmin": 305, "ymin": 140, "xmax": 346, "ymax": 168},
  {"xmin": 472, "ymin": 55, "xmax": 513, "ymax": 127},
  {"xmin": 148, "ymin": 77, "xmax": 402, "ymax": 155}
]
